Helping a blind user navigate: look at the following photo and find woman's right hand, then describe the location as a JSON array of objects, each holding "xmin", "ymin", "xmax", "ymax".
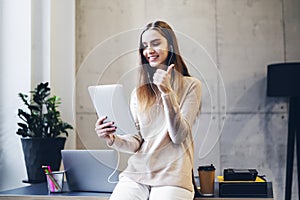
[{"xmin": 95, "ymin": 116, "xmax": 117, "ymax": 146}]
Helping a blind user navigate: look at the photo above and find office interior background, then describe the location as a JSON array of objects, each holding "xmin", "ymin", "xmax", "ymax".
[{"xmin": 0, "ymin": 0, "xmax": 299, "ymax": 199}]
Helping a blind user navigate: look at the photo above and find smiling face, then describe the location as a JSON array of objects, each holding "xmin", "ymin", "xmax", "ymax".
[{"xmin": 142, "ymin": 29, "xmax": 169, "ymax": 69}]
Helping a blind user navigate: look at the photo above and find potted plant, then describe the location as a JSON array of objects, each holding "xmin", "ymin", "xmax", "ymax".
[{"xmin": 17, "ymin": 82, "xmax": 73, "ymax": 183}]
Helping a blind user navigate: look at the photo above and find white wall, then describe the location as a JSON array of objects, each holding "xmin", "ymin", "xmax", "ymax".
[
  {"xmin": 0, "ymin": 0, "xmax": 31, "ymax": 191},
  {"xmin": 0, "ymin": 0, "xmax": 75, "ymax": 191}
]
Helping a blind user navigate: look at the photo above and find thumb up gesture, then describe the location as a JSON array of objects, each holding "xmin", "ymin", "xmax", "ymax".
[{"xmin": 153, "ymin": 64, "xmax": 175, "ymax": 94}]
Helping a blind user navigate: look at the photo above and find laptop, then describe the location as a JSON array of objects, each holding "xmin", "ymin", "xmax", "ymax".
[
  {"xmin": 61, "ymin": 150, "xmax": 119, "ymax": 192},
  {"xmin": 88, "ymin": 84, "xmax": 137, "ymax": 135}
]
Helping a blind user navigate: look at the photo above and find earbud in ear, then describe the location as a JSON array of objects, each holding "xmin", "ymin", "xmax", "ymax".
[{"xmin": 170, "ymin": 45, "xmax": 173, "ymax": 52}]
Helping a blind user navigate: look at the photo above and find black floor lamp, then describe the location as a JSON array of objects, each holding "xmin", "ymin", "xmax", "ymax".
[{"xmin": 267, "ymin": 62, "xmax": 300, "ymax": 200}]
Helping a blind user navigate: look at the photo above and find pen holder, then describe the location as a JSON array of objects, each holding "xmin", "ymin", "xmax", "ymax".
[{"xmin": 45, "ymin": 171, "xmax": 64, "ymax": 193}]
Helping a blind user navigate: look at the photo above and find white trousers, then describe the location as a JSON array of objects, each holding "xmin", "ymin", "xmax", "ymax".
[{"xmin": 109, "ymin": 177, "xmax": 194, "ymax": 200}]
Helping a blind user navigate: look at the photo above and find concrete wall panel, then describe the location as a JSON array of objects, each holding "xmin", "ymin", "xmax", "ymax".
[
  {"xmin": 284, "ymin": 0, "xmax": 300, "ymax": 61},
  {"xmin": 217, "ymin": 0, "xmax": 285, "ymax": 113},
  {"xmin": 194, "ymin": 113, "xmax": 221, "ymax": 176},
  {"xmin": 220, "ymin": 113, "xmax": 289, "ymax": 200},
  {"xmin": 75, "ymin": 0, "xmax": 300, "ymax": 198}
]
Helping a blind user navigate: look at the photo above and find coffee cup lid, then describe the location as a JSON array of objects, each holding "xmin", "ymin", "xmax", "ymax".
[{"xmin": 198, "ymin": 164, "xmax": 215, "ymax": 171}]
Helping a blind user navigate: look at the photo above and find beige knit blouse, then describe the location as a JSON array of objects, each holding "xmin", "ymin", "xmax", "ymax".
[{"xmin": 109, "ymin": 76, "xmax": 202, "ymax": 192}]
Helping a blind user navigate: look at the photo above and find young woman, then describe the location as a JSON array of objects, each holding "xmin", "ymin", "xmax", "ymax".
[{"xmin": 95, "ymin": 21, "xmax": 202, "ymax": 200}]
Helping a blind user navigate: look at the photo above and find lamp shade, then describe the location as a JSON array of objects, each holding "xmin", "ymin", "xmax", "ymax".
[{"xmin": 267, "ymin": 62, "xmax": 300, "ymax": 97}]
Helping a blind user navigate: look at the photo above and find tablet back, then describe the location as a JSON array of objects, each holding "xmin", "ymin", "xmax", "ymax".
[{"xmin": 88, "ymin": 84, "xmax": 136, "ymax": 135}]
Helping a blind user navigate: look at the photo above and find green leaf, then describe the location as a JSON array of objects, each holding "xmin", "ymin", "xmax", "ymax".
[{"xmin": 17, "ymin": 122, "xmax": 28, "ymax": 129}]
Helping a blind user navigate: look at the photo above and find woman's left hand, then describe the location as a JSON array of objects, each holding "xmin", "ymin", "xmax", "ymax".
[{"xmin": 153, "ymin": 64, "xmax": 175, "ymax": 94}]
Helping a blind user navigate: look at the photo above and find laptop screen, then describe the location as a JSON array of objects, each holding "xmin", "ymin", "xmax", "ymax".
[{"xmin": 61, "ymin": 150, "xmax": 119, "ymax": 192}]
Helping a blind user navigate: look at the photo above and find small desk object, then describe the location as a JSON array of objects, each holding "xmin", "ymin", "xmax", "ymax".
[
  {"xmin": 217, "ymin": 176, "xmax": 269, "ymax": 197},
  {"xmin": 267, "ymin": 62, "xmax": 300, "ymax": 200}
]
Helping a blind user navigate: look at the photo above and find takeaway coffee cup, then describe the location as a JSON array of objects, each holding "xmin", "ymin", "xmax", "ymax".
[{"xmin": 198, "ymin": 164, "xmax": 215, "ymax": 196}]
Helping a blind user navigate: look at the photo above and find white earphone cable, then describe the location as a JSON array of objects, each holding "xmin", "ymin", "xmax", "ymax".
[{"xmin": 107, "ymin": 150, "xmax": 120, "ymax": 184}]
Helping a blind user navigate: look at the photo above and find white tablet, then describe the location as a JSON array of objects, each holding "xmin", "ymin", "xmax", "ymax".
[{"xmin": 88, "ymin": 84, "xmax": 137, "ymax": 135}]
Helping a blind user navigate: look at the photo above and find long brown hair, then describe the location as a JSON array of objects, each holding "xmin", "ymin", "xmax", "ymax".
[{"xmin": 137, "ymin": 21, "xmax": 190, "ymax": 112}]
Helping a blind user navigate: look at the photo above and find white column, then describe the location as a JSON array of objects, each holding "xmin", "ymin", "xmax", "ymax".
[
  {"xmin": 31, "ymin": 0, "xmax": 51, "ymax": 87},
  {"xmin": 50, "ymin": 0, "xmax": 76, "ymax": 149}
]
